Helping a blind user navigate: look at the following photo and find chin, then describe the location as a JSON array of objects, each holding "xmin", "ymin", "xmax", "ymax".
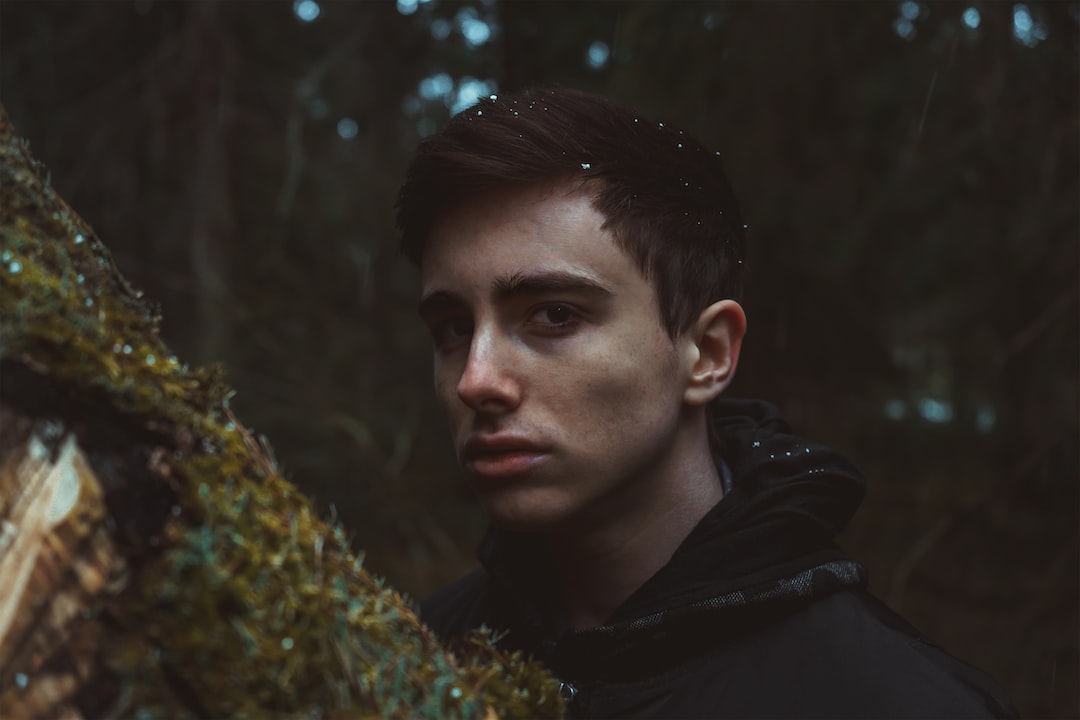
[
  {"xmin": 479, "ymin": 490, "xmax": 575, "ymax": 534},
  {"xmin": 486, "ymin": 507, "xmax": 561, "ymax": 534}
]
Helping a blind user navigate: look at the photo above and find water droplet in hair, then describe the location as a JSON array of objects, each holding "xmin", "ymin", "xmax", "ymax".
[
  {"xmin": 75, "ymin": 234, "xmax": 85, "ymax": 244},
  {"xmin": 76, "ymin": 273, "xmax": 84, "ymax": 283},
  {"xmin": 476, "ymin": 110, "xmax": 483, "ymax": 116},
  {"xmin": 146, "ymin": 354, "xmax": 156, "ymax": 365},
  {"xmin": 7, "ymin": 261, "xmax": 21, "ymax": 273},
  {"xmin": 752, "ymin": 440, "xmax": 761, "ymax": 447},
  {"xmin": 85, "ymin": 298, "xmax": 94, "ymax": 307},
  {"xmin": 658, "ymin": 122, "xmax": 665, "ymax": 128},
  {"xmin": 0, "ymin": 250, "xmax": 10, "ymax": 262},
  {"xmin": 14, "ymin": 673, "xmax": 27, "ymax": 689},
  {"xmin": 489, "ymin": 94, "xmax": 498, "ymax": 100},
  {"xmin": 122, "ymin": 344, "xmax": 133, "ymax": 355},
  {"xmin": 581, "ymin": 162, "xmax": 591, "ymax": 170},
  {"xmin": 677, "ymin": 143, "xmax": 683, "ymax": 149}
]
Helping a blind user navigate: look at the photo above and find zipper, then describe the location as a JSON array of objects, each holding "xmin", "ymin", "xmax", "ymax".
[{"xmin": 559, "ymin": 679, "xmax": 592, "ymax": 718}]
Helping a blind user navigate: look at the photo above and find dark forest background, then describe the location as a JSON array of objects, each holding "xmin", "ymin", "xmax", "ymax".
[{"xmin": 1, "ymin": 0, "xmax": 1076, "ymax": 715}]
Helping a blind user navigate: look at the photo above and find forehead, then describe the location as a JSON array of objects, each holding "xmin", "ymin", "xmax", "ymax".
[{"xmin": 420, "ymin": 183, "xmax": 638, "ymax": 296}]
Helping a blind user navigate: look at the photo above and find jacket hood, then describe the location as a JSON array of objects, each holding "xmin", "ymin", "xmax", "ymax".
[
  {"xmin": 610, "ymin": 398, "xmax": 867, "ymax": 620},
  {"xmin": 477, "ymin": 398, "xmax": 867, "ymax": 628}
]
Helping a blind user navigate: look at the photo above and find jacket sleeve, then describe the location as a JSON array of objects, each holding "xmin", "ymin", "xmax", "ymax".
[{"xmin": 419, "ymin": 568, "xmax": 492, "ymax": 645}]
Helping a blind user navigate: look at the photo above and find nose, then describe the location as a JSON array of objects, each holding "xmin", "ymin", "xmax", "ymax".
[{"xmin": 456, "ymin": 327, "xmax": 521, "ymax": 413}]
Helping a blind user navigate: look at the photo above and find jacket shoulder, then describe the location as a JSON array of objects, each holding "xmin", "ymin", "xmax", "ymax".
[
  {"xmin": 419, "ymin": 568, "xmax": 491, "ymax": 644},
  {"xmin": 719, "ymin": 587, "xmax": 1018, "ymax": 718},
  {"xmin": 839, "ymin": 588, "xmax": 1018, "ymax": 717},
  {"xmin": 586, "ymin": 587, "xmax": 1018, "ymax": 719}
]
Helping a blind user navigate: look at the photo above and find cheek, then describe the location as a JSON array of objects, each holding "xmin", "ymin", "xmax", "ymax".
[
  {"xmin": 569, "ymin": 334, "xmax": 683, "ymax": 436},
  {"xmin": 433, "ymin": 361, "xmax": 465, "ymax": 418}
]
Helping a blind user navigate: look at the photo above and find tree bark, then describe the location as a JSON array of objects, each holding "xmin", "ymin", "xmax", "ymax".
[{"xmin": 0, "ymin": 104, "xmax": 559, "ymax": 720}]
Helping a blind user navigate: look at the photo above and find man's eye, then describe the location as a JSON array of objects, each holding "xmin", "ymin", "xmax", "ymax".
[
  {"xmin": 430, "ymin": 317, "xmax": 473, "ymax": 347},
  {"xmin": 529, "ymin": 304, "xmax": 579, "ymax": 330}
]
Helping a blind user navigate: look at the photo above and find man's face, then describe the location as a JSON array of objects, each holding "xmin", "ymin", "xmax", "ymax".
[{"xmin": 419, "ymin": 183, "xmax": 697, "ymax": 534}]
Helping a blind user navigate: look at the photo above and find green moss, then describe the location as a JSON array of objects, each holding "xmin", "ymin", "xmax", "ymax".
[{"xmin": 0, "ymin": 108, "xmax": 562, "ymax": 719}]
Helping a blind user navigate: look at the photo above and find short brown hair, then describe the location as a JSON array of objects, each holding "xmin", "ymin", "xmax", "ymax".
[{"xmin": 395, "ymin": 87, "xmax": 746, "ymax": 337}]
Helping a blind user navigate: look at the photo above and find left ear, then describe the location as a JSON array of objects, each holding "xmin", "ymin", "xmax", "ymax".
[{"xmin": 683, "ymin": 299, "xmax": 747, "ymax": 406}]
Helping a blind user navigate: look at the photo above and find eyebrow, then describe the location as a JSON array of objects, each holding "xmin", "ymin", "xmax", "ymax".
[
  {"xmin": 418, "ymin": 269, "xmax": 614, "ymax": 319},
  {"xmin": 491, "ymin": 269, "xmax": 614, "ymax": 302},
  {"xmin": 417, "ymin": 290, "xmax": 462, "ymax": 321}
]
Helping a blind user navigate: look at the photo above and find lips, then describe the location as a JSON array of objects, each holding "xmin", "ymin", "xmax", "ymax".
[{"xmin": 462, "ymin": 435, "xmax": 549, "ymax": 478}]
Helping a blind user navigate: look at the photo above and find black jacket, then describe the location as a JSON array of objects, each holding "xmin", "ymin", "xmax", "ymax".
[{"xmin": 421, "ymin": 400, "xmax": 1017, "ymax": 718}]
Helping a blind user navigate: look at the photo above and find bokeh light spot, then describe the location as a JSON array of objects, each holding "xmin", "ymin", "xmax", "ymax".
[
  {"xmin": 918, "ymin": 397, "xmax": 954, "ymax": 424},
  {"xmin": 450, "ymin": 77, "xmax": 498, "ymax": 114},
  {"xmin": 292, "ymin": 0, "xmax": 320, "ymax": 23},
  {"xmin": 431, "ymin": 18, "xmax": 452, "ymax": 40},
  {"xmin": 457, "ymin": 7, "xmax": 491, "ymax": 47},
  {"xmin": 1012, "ymin": 4, "xmax": 1047, "ymax": 47},
  {"xmin": 893, "ymin": 17, "xmax": 915, "ymax": 40},
  {"xmin": 884, "ymin": 399, "xmax": 906, "ymax": 421},
  {"xmin": 418, "ymin": 73, "xmax": 453, "ymax": 101},
  {"xmin": 586, "ymin": 40, "xmax": 610, "ymax": 69},
  {"xmin": 337, "ymin": 117, "xmax": 359, "ymax": 140}
]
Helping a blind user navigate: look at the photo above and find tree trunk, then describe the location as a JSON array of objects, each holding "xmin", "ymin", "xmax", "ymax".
[{"xmin": 0, "ymin": 104, "xmax": 559, "ymax": 720}]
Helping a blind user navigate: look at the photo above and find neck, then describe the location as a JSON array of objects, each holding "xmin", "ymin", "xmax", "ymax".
[{"xmin": 545, "ymin": 423, "xmax": 723, "ymax": 630}]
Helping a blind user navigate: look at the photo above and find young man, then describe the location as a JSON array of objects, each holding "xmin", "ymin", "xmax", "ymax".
[{"xmin": 396, "ymin": 88, "xmax": 1015, "ymax": 718}]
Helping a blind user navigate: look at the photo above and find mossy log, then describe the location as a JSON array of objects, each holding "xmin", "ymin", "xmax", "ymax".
[{"xmin": 0, "ymin": 105, "xmax": 561, "ymax": 720}]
